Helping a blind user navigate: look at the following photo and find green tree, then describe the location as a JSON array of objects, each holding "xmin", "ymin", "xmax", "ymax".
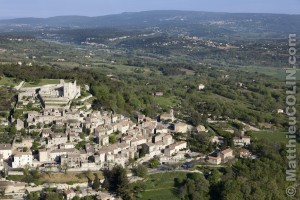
[
  {"xmin": 116, "ymin": 93, "xmax": 125, "ymax": 110},
  {"xmin": 207, "ymin": 169, "xmax": 221, "ymax": 185},
  {"xmin": 138, "ymin": 145, "xmax": 147, "ymax": 158},
  {"xmin": 149, "ymin": 158, "xmax": 160, "ymax": 168},
  {"xmin": 178, "ymin": 173, "xmax": 210, "ymax": 200},
  {"xmin": 27, "ymin": 192, "xmax": 39, "ymax": 200},
  {"xmin": 60, "ymin": 162, "xmax": 69, "ymax": 174},
  {"xmin": 109, "ymin": 135, "xmax": 117, "ymax": 144},
  {"xmin": 107, "ymin": 165, "xmax": 133, "ymax": 200},
  {"xmin": 134, "ymin": 165, "xmax": 148, "ymax": 178},
  {"xmin": 92, "ymin": 174, "xmax": 100, "ymax": 190},
  {"xmin": 41, "ymin": 192, "xmax": 64, "ymax": 200},
  {"xmin": 23, "ymin": 165, "xmax": 31, "ymax": 183},
  {"xmin": 102, "ymin": 177, "xmax": 109, "ymax": 190},
  {"xmin": 8, "ymin": 125, "xmax": 17, "ymax": 135},
  {"xmin": 72, "ymin": 196, "xmax": 80, "ymax": 200}
]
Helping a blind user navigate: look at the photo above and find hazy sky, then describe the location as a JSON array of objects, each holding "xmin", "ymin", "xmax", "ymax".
[{"xmin": 0, "ymin": 0, "xmax": 299, "ymax": 18}]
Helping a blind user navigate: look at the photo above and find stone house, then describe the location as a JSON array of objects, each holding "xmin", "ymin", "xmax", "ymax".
[
  {"xmin": 164, "ymin": 141, "xmax": 187, "ymax": 156},
  {"xmin": 61, "ymin": 153, "xmax": 81, "ymax": 168},
  {"xmin": 154, "ymin": 133, "xmax": 164, "ymax": 143},
  {"xmin": 160, "ymin": 110, "xmax": 174, "ymax": 122},
  {"xmin": 68, "ymin": 132, "xmax": 81, "ymax": 142},
  {"xmin": 49, "ymin": 148, "xmax": 80, "ymax": 162},
  {"xmin": 196, "ymin": 125, "xmax": 206, "ymax": 132},
  {"xmin": 98, "ymin": 135, "xmax": 109, "ymax": 146},
  {"xmin": 64, "ymin": 190, "xmax": 77, "ymax": 200},
  {"xmin": 39, "ymin": 149, "xmax": 50, "ymax": 162},
  {"xmin": 211, "ymin": 136, "xmax": 224, "ymax": 144},
  {"xmin": 147, "ymin": 142, "xmax": 163, "ymax": 157},
  {"xmin": 239, "ymin": 149, "xmax": 251, "ymax": 158},
  {"xmin": 162, "ymin": 135, "xmax": 173, "ymax": 145},
  {"xmin": 95, "ymin": 126, "xmax": 107, "ymax": 137},
  {"xmin": 48, "ymin": 133, "xmax": 68, "ymax": 147},
  {"xmin": 41, "ymin": 128, "xmax": 53, "ymax": 138},
  {"xmin": 220, "ymin": 148, "xmax": 234, "ymax": 162},
  {"xmin": 116, "ymin": 121, "xmax": 130, "ymax": 134},
  {"xmin": 130, "ymin": 136, "xmax": 148, "ymax": 149},
  {"xmin": 174, "ymin": 122, "xmax": 189, "ymax": 133},
  {"xmin": 0, "ymin": 144, "xmax": 12, "ymax": 160},
  {"xmin": 155, "ymin": 124, "xmax": 169, "ymax": 134},
  {"xmin": 207, "ymin": 156, "xmax": 222, "ymax": 165},
  {"xmin": 233, "ymin": 136, "xmax": 251, "ymax": 146}
]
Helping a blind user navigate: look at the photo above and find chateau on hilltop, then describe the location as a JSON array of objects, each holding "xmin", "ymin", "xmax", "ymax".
[
  {"xmin": 39, "ymin": 79, "xmax": 80, "ymax": 100},
  {"xmin": 18, "ymin": 79, "xmax": 81, "ymax": 109}
]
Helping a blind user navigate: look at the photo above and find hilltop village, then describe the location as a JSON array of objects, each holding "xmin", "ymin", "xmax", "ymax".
[
  {"xmin": 0, "ymin": 79, "xmax": 254, "ymax": 199},
  {"xmin": 0, "ymin": 8, "xmax": 295, "ymax": 200}
]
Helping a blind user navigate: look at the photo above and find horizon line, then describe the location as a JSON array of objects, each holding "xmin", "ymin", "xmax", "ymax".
[{"xmin": 0, "ymin": 9, "xmax": 299, "ymax": 20}]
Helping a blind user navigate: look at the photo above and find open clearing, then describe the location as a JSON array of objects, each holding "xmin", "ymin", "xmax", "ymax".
[
  {"xmin": 0, "ymin": 76, "xmax": 20, "ymax": 87},
  {"xmin": 239, "ymin": 65, "xmax": 300, "ymax": 80},
  {"xmin": 39, "ymin": 171, "xmax": 103, "ymax": 184},
  {"xmin": 24, "ymin": 79, "xmax": 62, "ymax": 87},
  {"xmin": 8, "ymin": 171, "xmax": 104, "ymax": 185},
  {"xmin": 249, "ymin": 131, "xmax": 286, "ymax": 142},
  {"xmin": 153, "ymin": 96, "xmax": 181, "ymax": 108},
  {"xmin": 132, "ymin": 171, "xmax": 188, "ymax": 200}
]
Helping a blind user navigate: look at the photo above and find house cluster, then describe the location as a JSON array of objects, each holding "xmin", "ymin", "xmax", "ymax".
[
  {"xmin": 31, "ymin": 109, "xmax": 187, "ymax": 169},
  {"xmin": 0, "ymin": 142, "xmax": 34, "ymax": 169},
  {"xmin": 64, "ymin": 189, "xmax": 117, "ymax": 200},
  {"xmin": 207, "ymin": 133, "xmax": 253, "ymax": 165},
  {"xmin": 1, "ymin": 99, "xmax": 189, "ymax": 171},
  {"xmin": 1, "ymin": 79, "xmax": 255, "ymax": 174},
  {"xmin": 207, "ymin": 147, "xmax": 234, "ymax": 165}
]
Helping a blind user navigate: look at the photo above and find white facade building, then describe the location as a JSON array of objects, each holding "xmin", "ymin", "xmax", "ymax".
[{"xmin": 12, "ymin": 151, "xmax": 33, "ymax": 168}]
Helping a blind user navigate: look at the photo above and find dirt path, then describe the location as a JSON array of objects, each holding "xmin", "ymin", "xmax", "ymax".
[{"xmin": 14, "ymin": 81, "xmax": 25, "ymax": 90}]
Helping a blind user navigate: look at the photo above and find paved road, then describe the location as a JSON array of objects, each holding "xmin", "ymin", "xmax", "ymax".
[
  {"xmin": 148, "ymin": 168, "xmax": 202, "ymax": 175},
  {"xmin": 208, "ymin": 118, "xmax": 260, "ymax": 131},
  {"xmin": 195, "ymin": 164, "xmax": 226, "ymax": 168},
  {"xmin": 233, "ymin": 119, "xmax": 260, "ymax": 131}
]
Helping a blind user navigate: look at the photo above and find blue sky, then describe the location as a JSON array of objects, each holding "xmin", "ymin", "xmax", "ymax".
[{"xmin": 0, "ymin": 0, "xmax": 299, "ymax": 18}]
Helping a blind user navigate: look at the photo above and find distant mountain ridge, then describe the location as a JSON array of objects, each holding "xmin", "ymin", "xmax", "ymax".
[{"xmin": 0, "ymin": 10, "xmax": 299, "ymax": 35}]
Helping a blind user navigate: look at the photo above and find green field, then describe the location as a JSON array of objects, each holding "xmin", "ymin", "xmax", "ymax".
[
  {"xmin": 140, "ymin": 188, "xmax": 180, "ymax": 200},
  {"xmin": 24, "ymin": 79, "xmax": 61, "ymax": 87},
  {"xmin": 50, "ymin": 61, "xmax": 81, "ymax": 68},
  {"xmin": 153, "ymin": 96, "xmax": 181, "ymax": 108},
  {"xmin": 239, "ymin": 66, "xmax": 300, "ymax": 80},
  {"xmin": 92, "ymin": 63, "xmax": 154, "ymax": 76},
  {"xmin": 0, "ymin": 76, "xmax": 20, "ymax": 87},
  {"xmin": 249, "ymin": 131, "xmax": 287, "ymax": 142},
  {"xmin": 132, "ymin": 171, "xmax": 188, "ymax": 200}
]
